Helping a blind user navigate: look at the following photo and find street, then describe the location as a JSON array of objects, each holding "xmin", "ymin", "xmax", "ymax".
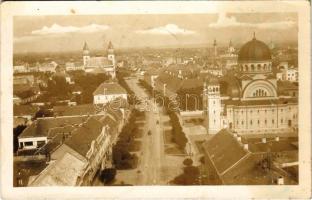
[{"xmin": 125, "ymin": 77, "xmax": 165, "ymax": 185}]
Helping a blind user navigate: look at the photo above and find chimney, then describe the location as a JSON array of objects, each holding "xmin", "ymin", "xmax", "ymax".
[
  {"xmin": 262, "ymin": 138, "xmax": 266, "ymax": 143},
  {"xmin": 275, "ymin": 136, "xmax": 279, "ymax": 142},
  {"xmin": 243, "ymin": 144, "xmax": 249, "ymax": 150},
  {"xmin": 277, "ymin": 176, "xmax": 284, "ymax": 185}
]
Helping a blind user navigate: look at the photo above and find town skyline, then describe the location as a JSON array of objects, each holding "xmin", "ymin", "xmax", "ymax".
[{"xmin": 14, "ymin": 12, "xmax": 297, "ymax": 53}]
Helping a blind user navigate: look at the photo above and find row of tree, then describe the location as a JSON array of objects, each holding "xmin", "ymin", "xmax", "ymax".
[
  {"xmin": 112, "ymin": 109, "xmax": 144, "ymax": 169},
  {"xmin": 138, "ymin": 79, "xmax": 188, "ymax": 150}
]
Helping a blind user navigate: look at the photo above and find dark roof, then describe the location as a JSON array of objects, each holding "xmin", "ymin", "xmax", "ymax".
[
  {"xmin": 19, "ymin": 116, "xmax": 88, "ymax": 138},
  {"xmin": 14, "ymin": 105, "xmax": 39, "ymax": 116},
  {"xmin": 65, "ymin": 117, "xmax": 104, "ymax": 157},
  {"xmin": 238, "ymin": 37, "xmax": 271, "ymax": 62},
  {"xmin": 202, "ymin": 129, "xmax": 248, "ymax": 174},
  {"xmin": 93, "ymin": 82, "xmax": 127, "ymax": 96},
  {"xmin": 53, "ymin": 104, "xmax": 97, "ymax": 116},
  {"xmin": 277, "ymin": 81, "xmax": 298, "ymax": 92}
]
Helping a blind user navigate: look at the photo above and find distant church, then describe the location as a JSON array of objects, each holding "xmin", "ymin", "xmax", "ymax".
[
  {"xmin": 82, "ymin": 41, "xmax": 116, "ymax": 78},
  {"xmin": 203, "ymin": 34, "xmax": 298, "ymax": 135}
]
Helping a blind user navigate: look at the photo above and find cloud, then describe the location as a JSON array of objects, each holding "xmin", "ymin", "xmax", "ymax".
[
  {"xmin": 209, "ymin": 13, "xmax": 296, "ymax": 29},
  {"xmin": 136, "ymin": 24, "xmax": 195, "ymax": 35},
  {"xmin": 31, "ymin": 23, "xmax": 110, "ymax": 35}
]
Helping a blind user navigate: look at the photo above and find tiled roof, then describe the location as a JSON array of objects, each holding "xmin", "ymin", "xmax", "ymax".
[
  {"xmin": 93, "ymin": 82, "xmax": 127, "ymax": 96},
  {"xmin": 14, "ymin": 105, "xmax": 39, "ymax": 116},
  {"xmin": 65, "ymin": 117, "xmax": 104, "ymax": 157},
  {"xmin": 19, "ymin": 116, "xmax": 88, "ymax": 138},
  {"xmin": 30, "ymin": 152, "xmax": 86, "ymax": 186},
  {"xmin": 53, "ymin": 104, "xmax": 97, "ymax": 116},
  {"xmin": 202, "ymin": 129, "xmax": 248, "ymax": 174}
]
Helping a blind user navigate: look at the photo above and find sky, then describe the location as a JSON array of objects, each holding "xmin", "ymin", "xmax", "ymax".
[{"xmin": 14, "ymin": 12, "xmax": 297, "ymax": 53}]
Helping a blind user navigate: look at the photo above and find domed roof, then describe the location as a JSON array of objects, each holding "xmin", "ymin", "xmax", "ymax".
[{"xmin": 238, "ymin": 35, "xmax": 271, "ymax": 62}]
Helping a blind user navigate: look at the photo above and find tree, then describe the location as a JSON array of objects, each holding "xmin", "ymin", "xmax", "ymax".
[
  {"xmin": 183, "ymin": 158, "xmax": 193, "ymax": 167},
  {"xmin": 100, "ymin": 168, "xmax": 116, "ymax": 184},
  {"xmin": 171, "ymin": 166, "xmax": 200, "ymax": 185}
]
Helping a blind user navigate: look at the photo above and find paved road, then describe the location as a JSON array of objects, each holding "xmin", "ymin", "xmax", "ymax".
[{"xmin": 125, "ymin": 78, "xmax": 165, "ymax": 185}]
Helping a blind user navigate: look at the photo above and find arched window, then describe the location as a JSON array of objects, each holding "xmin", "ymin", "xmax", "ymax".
[
  {"xmin": 241, "ymin": 65, "xmax": 243, "ymax": 71},
  {"xmin": 257, "ymin": 64, "xmax": 261, "ymax": 71},
  {"xmin": 264, "ymin": 64, "xmax": 267, "ymax": 70},
  {"xmin": 251, "ymin": 64, "xmax": 255, "ymax": 71},
  {"xmin": 245, "ymin": 65, "xmax": 248, "ymax": 71},
  {"xmin": 213, "ymin": 87, "xmax": 215, "ymax": 92},
  {"xmin": 216, "ymin": 87, "xmax": 219, "ymax": 92}
]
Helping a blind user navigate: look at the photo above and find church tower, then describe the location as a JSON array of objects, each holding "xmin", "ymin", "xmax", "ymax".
[
  {"xmin": 228, "ymin": 40, "xmax": 235, "ymax": 54},
  {"xmin": 204, "ymin": 77, "xmax": 222, "ymax": 134},
  {"xmin": 107, "ymin": 41, "xmax": 116, "ymax": 79},
  {"xmin": 82, "ymin": 42, "xmax": 90, "ymax": 68},
  {"xmin": 107, "ymin": 41, "xmax": 115, "ymax": 66},
  {"xmin": 213, "ymin": 39, "xmax": 218, "ymax": 58}
]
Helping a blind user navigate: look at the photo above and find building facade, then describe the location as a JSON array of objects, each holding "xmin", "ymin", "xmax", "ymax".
[
  {"xmin": 203, "ymin": 34, "xmax": 298, "ymax": 135},
  {"xmin": 82, "ymin": 41, "xmax": 116, "ymax": 78}
]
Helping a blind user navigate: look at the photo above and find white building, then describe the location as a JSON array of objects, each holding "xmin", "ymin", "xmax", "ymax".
[
  {"xmin": 276, "ymin": 62, "xmax": 298, "ymax": 82},
  {"xmin": 93, "ymin": 82, "xmax": 127, "ymax": 105}
]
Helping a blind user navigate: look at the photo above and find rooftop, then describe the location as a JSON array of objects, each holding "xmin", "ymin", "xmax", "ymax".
[
  {"xmin": 64, "ymin": 117, "xmax": 105, "ymax": 157},
  {"xmin": 19, "ymin": 116, "xmax": 88, "ymax": 138},
  {"xmin": 93, "ymin": 82, "xmax": 127, "ymax": 96}
]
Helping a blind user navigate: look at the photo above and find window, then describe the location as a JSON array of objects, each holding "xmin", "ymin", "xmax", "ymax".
[
  {"xmin": 250, "ymin": 110, "xmax": 253, "ymax": 114},
  {"xmin": 281, "ymin": 119, "xmax": 283, "ymax": 123},
  {"xmin": 250, "ymin": 120, "xmax": 253, "ymax": 125},
  {"xmin": 272, "ymin": 109, "xmax": 274, "ymax": 113},
  {"xmin": 251, "ymin": 64, "xmax": 255, "ymax": 71},
  {"xmin": 241, "ymin": 121, "xmax": 244, "ymax": 125},
  {"xmin": 213, "ymin": 100, "xmax": 215, "ymax": 104},
  {"xmin": 265, "ymin": 119, "xmax": 267, "ymax": 124},
  {"xmin": 237, "ymin": 120, "xmax": 239, "ymax": 125},
  {"xmin": 272, "ymin": 119, "xmax": 274, "ymax": 124},
  {"xmin": 281, "ymin": 109, "xmax": 283, "ymax": 112},
  {"xmin": 265, "ymin": 110, "xmax": 267, "ymax": 113},
  {"xmin": 257, "ymin": 110, "xmax": 260, "ymax": 113},
  {"xmin": 258, "ymin": 120, "xmax": 260, "ymax": 124},
  {"xmin": 24, "ymin": 141, "xmax": 33, "ymax": 146},
  {"xmin": 214, "ymin": 119, "xmax": 216, "ymax": 124},
  {"xmin": 257, "ymin": 64, "xmax": 261, "ymax": 71},
  {"xmin": 253, "ymin": 89, "xmax": 267, "ymax": 97}
]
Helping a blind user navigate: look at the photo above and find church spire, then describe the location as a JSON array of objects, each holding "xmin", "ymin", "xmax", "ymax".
[
  {"xmin": 83, "ymin": 41, "xmax": 89, "ymax": 51},
  {"xmin": 108, "ymin": 41, "xmax": 113, "ymax": 49}
]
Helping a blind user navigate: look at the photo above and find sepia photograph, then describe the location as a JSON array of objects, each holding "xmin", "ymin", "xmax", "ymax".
[{"xmin": 1, "ymin": 1, "xmax": 311, "ymax": 199}]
